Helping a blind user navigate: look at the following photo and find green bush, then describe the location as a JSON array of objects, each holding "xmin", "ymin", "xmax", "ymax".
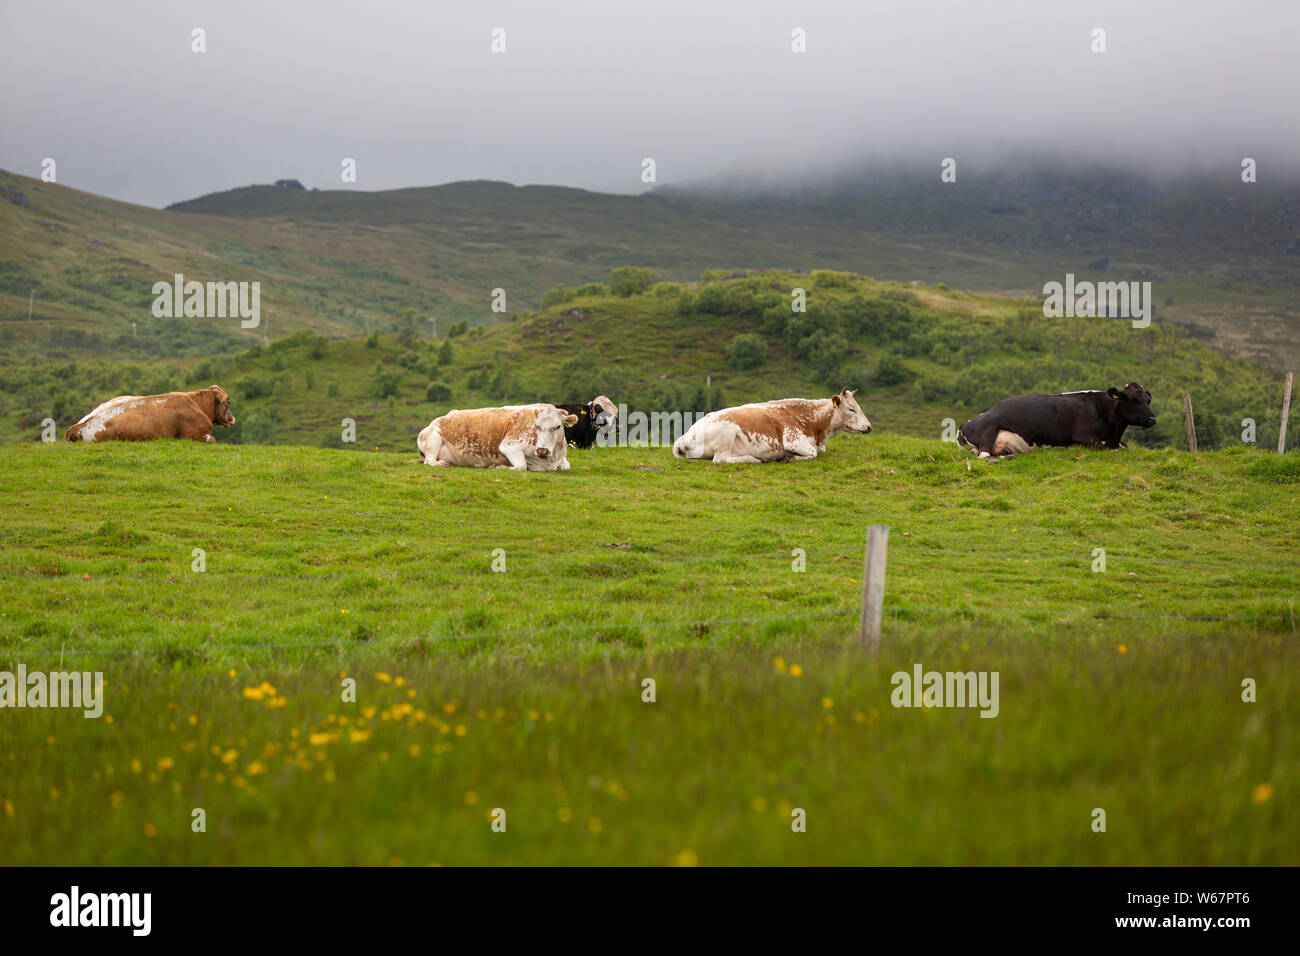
[
  {"xmin": 725, "ymin": 333, "xmax": 768, "ymax": 371},
  {"xmin": 557, "ymin": 356, "xmax": 626, "ymax": 400},
  {"xmin": 540, "ymin": 285, "xmax": 575, "ymax": 308},
  {"xmin": 369, "ymin": 364, "xmax": 403, "ymax": 399},
  {"xmin": 872, "ymin": 353, "xmax": 913, "ymax": 387},
  {"xmin": 426, "ymin": 382, "xmax": 452, "ymax": 402},
  {"xmin": 608, "ymin": 266, "xmax": 659, "ymax": 297}
]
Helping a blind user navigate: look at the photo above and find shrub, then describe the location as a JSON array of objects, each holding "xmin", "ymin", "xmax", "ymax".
[
  {"xmin": 608, "ymin": 266, "xmax": 659, "ymax": 297},
  {"xmin": 426, "ymin": 382, "xmax": 452, "ymax": 402},
  {"xmin": 557, "ymin": 356, "xmax": 625, "ymax": 400},
  {"xmin": 235, "ymin": 375, "xmax": 270, "ymax": 400},
  {"xmin": 540, "ymin": 285, "xmax": 576, "ymax": 308},
  {"xmin": 437, "ymin": 340, "xmax": 453, "ymax": 366},
  {"xmin": 369, "ymin": 364, "xmax": 403, "ymax": 399},
  {"xmin": 725, "ymin": 333, "xmax": 768, "ymax": 371},
  {"xmin": 872, "ymin": 354, "xmax": 912, "ymax": 387}
]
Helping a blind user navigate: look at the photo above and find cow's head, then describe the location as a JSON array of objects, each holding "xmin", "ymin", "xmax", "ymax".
[
  {"xmin": 1106, "ymin": 383, "xmax": 1156, "ymax": 428},
  {"xmin": 590, "ymin": 395, "xmax": 620, "ymax": 436},
  {"xmin": 209, "ymin": 385, "xmax": 236, "ymax": 428},
  {"xmin": 830, "ymin": 387, "xmax": 872, "ymax": 434},
  {"xmin": 534, "ymin": 405, "xmax": 578, "ymax": 458}
]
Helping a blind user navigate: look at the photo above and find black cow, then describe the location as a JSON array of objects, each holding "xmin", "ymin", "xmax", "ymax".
[
  {"xmin": 958, "ymin": 383, "xmax": 1156, "ymax": 459},
  {"xmin": 555, "ymin": 395, "xmax": 619, "ymax": 449}
]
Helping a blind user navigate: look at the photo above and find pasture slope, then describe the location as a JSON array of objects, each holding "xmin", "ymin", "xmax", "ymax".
[{"xmin": 1, "ymin": 436, "xmax": 1297, "ymax": 865}]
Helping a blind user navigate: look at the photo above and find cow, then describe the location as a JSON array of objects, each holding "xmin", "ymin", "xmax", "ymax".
[
  {"xmin": 555, "ymin": 395, "xmax": 619, "ymax": 449},
  {"xmin": 417, "ymin": 403, "xmax": 579, "ymax": 471},
  {"xmin": 671, "ymin": 387, "xmax": 872, "ymax": 464},
  {"xmin": 65, "ymin": 386, "xmax": 236, "ymax": 443},
  {"xmin": 957, "ymin": 383, "xmax": 1157, "ymax": 460}
]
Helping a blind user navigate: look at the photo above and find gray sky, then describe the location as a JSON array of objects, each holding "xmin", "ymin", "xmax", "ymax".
[{"xmin": 2, "ymin": 0, "xmax": 1296, "ymax": 207}]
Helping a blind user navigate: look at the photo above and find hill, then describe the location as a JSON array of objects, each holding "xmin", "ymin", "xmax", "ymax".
[
  {"xmin": 3, "ymin": 165, "xmax": 1299, "ymax": 370},
  {"xmin": 2, "ymin": 269, "xmax": 1295, "ymax": 453}
]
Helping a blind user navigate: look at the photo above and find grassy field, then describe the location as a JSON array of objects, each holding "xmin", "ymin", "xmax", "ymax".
[{"xmin": 1, "ymin": 436, "xmax": 1296, "ymax": 864}]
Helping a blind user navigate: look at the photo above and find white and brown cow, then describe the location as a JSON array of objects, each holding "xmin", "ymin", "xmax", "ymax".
[
  {"xmin": 65, "ymin": 386, "xmax": 236, "ymax": 443},
  {"xmin": 671, "ymin": 387, "xmax": 872, "ymax": 464},
  {"xmin": 417, "ymin": 404, "xmax": 579, "ymax": 471}
]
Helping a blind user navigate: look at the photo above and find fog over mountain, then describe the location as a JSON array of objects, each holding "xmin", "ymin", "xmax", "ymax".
[{"xmin": 2, "ymin": 0, "xmax": 1297, "ymax": 208}]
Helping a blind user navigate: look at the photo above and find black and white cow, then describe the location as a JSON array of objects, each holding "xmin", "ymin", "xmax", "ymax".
[
  {"xmin": 555, "ymin": 395, "xmax": 619, "ymax": 448},
  {"xmin": 957, "ymin": 383, "xmax": 1156, "ymax": 459}
]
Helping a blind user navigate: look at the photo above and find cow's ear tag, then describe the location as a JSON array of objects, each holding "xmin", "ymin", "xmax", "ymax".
[
  {"xmin": 832, "ymin": 396, "xmax": 841, "ymax": 407},
  {"xmin": 580, "ymin": 409, "xmax": 587, "ymax": 415}
]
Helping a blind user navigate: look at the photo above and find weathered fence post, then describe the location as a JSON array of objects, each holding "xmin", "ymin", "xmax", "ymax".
[
  {"xmin": 1184, "ymin": 394, "xmax": 1198, "ymax": 453},
  {"xmin": 1280, "ymin": 373, "xmax": 1294, "ymax": 455},
  {"xmin": 860, "ymin": 525, "xmax": 889, "ymax": 654}
]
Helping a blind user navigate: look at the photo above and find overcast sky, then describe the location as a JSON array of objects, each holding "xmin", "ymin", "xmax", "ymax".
[{"xmin": 2, "ymin": 0, "xmax": 1296, "ymax": 207}]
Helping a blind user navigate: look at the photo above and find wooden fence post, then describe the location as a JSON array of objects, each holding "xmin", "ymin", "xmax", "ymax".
[
  {"xmin": 1184, "ymin": 394, "xmax": 1198, "ymax": 453},
  {"xmin": 1279, "ymin": 373, "xmax": 1294, "ymax": 455},
  {"xmin": 860, "ymin": 525, "xmax": 889, "ymax": 654}
]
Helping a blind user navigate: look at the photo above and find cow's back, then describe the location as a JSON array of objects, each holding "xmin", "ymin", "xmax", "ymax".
[
  {"xmin": 435, "ymin": 405, "xmax": 542, "ymax": 459},
  {"xmin": 718, "ymin": 399, "xmax": 824, "ymax": 443},
  {"xmin": 67, "ymin": 394, "xmax": 181, "ymax": 442}
]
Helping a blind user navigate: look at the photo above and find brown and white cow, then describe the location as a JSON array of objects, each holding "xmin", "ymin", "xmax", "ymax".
[
  {"xmin": 671, "ymin": 387, "xmax": 872, "ymax": 464},
  {"xmin": 417, "ymin": 404, "xmax": 579, "ymax": 471},
  {"xmin": 65, "ymin": 386, "xmax": 236, "ymax": 444}
]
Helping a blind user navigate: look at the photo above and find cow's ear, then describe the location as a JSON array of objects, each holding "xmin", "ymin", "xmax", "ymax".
[
  {"xmin": 1106, "ymin": 387, "xmax": 1121, "ymax": 399},
  {"xmin": 832, "ymin": 395, "xmax": 842, "ymax": 407},
  {"xmin": 564, "ymin": 414, "xmax": 578, "ymax": 427}
]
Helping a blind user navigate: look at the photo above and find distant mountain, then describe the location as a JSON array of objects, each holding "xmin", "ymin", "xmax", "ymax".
[{"xmin": 2, "ymin": 164, "xmax": 1298, "ymax": 370}]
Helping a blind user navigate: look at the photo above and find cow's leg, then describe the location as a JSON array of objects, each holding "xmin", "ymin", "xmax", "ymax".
[
  {"xmin": 712, "ymin": 451, "xmax": 764, "ymax": 464},
  {"xmin": 500, "ymin": 444, "xmax": 530, "ymax": 471},
  {"xmin": 992, "ymin": 430, "xmax": 1030, "ymax": 457},
  {"xmin": 781, "ymin": 433, "xmax": 819, "ymax": 462}
]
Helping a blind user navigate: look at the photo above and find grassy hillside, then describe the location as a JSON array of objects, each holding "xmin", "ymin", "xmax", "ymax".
[
  {"xmin": 3, "ymin": 270, "xmax": 1295, "ymax": 453},
  {"xmin": 0, "ymin": 437, "xmax": 1296, "ymax": 864},
  {"xmin": 3, "ymin": 167, "xmax": 1299, "ymax": 370}
]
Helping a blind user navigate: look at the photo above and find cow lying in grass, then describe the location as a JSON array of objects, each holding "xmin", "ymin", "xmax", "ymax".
[
  {"xmin": 65, "ymin": 386, "xmax": 236, "ymax": 443},
  {"xmin": 672, "ymin": 387, "xmax": 872, "ymax": 463},
  {"xmin": 957, "ymin": 383, "xmax": 1157, "ymax": 460},
  {"xmin": 555, "ymin": 395, "xmax": 619, "ymax": 448},
  {"xmin": 417, "ymin": 404, "xmax": 579, "ymax": 471}
]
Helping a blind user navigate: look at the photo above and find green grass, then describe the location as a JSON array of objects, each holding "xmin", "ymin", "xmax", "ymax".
[{"xmin": 1, "ymin": 436, "xmax": 1296, "ymax": 864}]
